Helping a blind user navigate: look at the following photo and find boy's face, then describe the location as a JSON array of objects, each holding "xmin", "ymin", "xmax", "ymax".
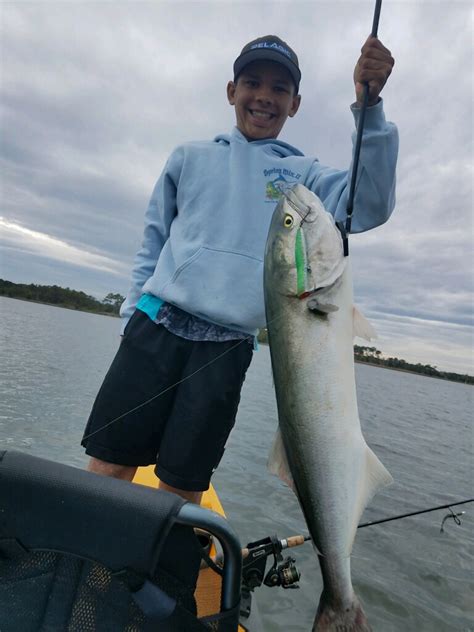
[{"xmin": 227, "ymin": 60, "xmax": 301, "ymax": 141}]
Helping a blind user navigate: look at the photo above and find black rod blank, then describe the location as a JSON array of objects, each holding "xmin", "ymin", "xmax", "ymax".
[
  {"xmin": 358, "ymin": 498, "xmax": 474, "ymax": 529},
  {"xmin": 345, "ymin": 0, "xmax": 383, "ymax": 235},
  {"xmin": 371, "ymin": 0, "xmax": 383, "ymax": 38},
  {"xmin": 303, "ymin": 499, "xmax": 473, "ymax": 545}
]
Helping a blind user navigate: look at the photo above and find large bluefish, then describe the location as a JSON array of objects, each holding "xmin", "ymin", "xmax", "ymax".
[{"xmin": 264, "ymin": 184, "xmax": 393, "ymax": 631}]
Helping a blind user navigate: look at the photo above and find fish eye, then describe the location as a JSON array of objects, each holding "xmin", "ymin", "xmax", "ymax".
[{"xmin": 283, "ymin": 214, "xmax": 294, "ymax": 229}]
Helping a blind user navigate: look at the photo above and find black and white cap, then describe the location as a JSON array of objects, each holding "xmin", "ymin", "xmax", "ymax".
[{"xmin": 233, "ymin": 35, "xmax": 301, "ymax": 92}]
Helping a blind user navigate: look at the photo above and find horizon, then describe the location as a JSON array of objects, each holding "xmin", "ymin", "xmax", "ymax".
[{"xmin": 1, "ymin": 277, "xmax": 472, "ymax": 379}]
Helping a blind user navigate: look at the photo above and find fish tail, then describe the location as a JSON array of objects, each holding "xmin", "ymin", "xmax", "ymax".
[{"xmin": 313, "ymin": 592, "xmax": 372, "ymax": 632}]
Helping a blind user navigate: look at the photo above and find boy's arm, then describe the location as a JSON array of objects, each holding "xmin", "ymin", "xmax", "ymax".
[
  {"xmin": 119, "ymin": 149, "xmax": 183, "ymax": 332},
  {"xmin": 305, "ymin": 36, "xmax": 397, "ymax": 232},
  {"xmin": 305, "ymin": 98, "xmax": 398, "ymax": 233}
]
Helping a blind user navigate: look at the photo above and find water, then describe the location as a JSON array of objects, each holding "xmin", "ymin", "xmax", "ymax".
[{"xmin": 1, "ymin": 296, "xmax": 472, "ymax": 631}]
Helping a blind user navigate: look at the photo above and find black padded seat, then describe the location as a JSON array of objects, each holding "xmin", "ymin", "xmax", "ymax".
[{"xmin": 0, "ymin": 450, "xmax": 242, "ymax": 631}]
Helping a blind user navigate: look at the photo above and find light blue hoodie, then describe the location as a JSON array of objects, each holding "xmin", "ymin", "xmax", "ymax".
[{"xmin": 121, "ymin": 100, "xmax": 398, "ymax": 335}]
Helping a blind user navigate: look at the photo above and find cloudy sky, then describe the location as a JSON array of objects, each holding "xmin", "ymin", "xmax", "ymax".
[{"xmin": 1, "ymin": 1, "xmax": 472, "ymax": 374}]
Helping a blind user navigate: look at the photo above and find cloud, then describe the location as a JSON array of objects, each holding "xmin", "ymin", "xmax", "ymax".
[
  {"xmin": 361, "ymin": 309, "xmax": 473, "ymax": 375},
  {"xmin": 1, "ymin": 1, "xmax": 473, "ymax": 373},
  {"xmin": 0, "ymin": 217, "xmax": 128, "ymax": 276}
]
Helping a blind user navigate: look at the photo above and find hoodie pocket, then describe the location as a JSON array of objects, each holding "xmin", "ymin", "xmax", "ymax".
[{"xmin": 162, "ymin": 246, "xmax": 264, "ymax": 331}]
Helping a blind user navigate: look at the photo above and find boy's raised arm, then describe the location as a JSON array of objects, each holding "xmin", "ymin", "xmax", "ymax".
[
  {"xmin": 305, "ymin": 36, "xmax": 398, "ymax": 232},
  {"xmin": 306, "ymin": 99, "xmax": 398, "ymax": 233}
]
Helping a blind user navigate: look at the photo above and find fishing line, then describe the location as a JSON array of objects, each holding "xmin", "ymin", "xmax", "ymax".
[
  {"xmin": 82, "ymin": 334, "xmax": 253, "ymax": 442},
  {"xmin": 82, "ymin": 309, "xmax": 288, "ymax": 442}
]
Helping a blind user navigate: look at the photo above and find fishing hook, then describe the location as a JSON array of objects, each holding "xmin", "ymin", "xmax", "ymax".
[{"xmin": 440, "ymin": 507, "xmax": 465, "ymax": 533}]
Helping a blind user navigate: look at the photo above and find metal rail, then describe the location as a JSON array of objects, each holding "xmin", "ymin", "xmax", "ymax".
[{"xmin": 176, "ymin": 503, "xmax": 242, "ymax": 612}]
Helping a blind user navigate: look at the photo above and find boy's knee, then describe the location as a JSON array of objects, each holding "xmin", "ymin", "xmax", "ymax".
[
  {"xmin": 87, "ymin": 457, "xmax": 137, "ymax": 481},
  {"xmin": 159, "ymin": 480, "xmax": 203, "ymax": 504}
]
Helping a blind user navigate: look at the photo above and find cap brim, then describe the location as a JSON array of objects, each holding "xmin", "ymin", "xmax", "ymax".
[{"xmin": 233, "ymin": 49, "xmax": 301, "ymax": 91}]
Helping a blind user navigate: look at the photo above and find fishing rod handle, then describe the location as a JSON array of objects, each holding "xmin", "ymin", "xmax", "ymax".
[
  {"xmin": 241, "ymin": 534, "xmax": 306, "ymax": 559},
  {"xmin": 281, "ymin": 535, "xmax": 306, "ymax": 549}
]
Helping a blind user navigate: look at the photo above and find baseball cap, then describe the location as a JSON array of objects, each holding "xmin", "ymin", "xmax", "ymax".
[{"xmin": 233, "ymin": 35, "xmax": 301, "ymax": 92}]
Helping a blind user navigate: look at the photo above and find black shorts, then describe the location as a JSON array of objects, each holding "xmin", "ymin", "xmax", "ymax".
[{"xmin": 81, "ymin": 310, "xmax": 253, "ymax": 491}]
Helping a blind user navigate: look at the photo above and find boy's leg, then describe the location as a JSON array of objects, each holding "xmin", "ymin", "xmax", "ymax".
[
  {"xmin": 155, "ymin": 337, "xmax": 253, "ymax": 496},
  {"xmin": 158, "ymin": 480, "xmax": 203, "ymax": 504},
  {"xmin": 81, "ymin": 311, "xmax": 186, "ymax": 478},
  {"xmin": 87, "ymin": 457, "xmax": 137, "ymax": 481},
  {"xmin": 87, "ymin": 456, "xmax": 201, "ymax": 502},
  {"xmin": 82, "ymin": 313, "xmax": 252, "ymax": 502}
]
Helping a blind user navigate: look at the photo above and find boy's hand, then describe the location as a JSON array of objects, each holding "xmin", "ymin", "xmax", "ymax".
[{"xmin": 353, "ymin": 36, "xmax": 394, "ymax": 106}]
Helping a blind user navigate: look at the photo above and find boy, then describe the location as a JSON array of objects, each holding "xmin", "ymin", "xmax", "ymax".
[{"xmin": 82, "ymin": 35, "xmax": 397, "ymax": 504}]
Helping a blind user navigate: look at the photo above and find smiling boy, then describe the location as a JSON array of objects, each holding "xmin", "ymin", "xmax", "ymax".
[
  {"xmin": 227, "ymin": 59, "xmax": 301, "ymax": 140},
  {"xmin": 82, "ymin": 35, "xmax": 397, "ymax": 506}
]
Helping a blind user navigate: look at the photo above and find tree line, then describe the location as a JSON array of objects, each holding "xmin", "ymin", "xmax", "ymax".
[
  {"xmin": 257, "ymin": 332, "xmax": 472, "ymax": 384},
  {"xmin": 0, "ymin": 279, "xmax": 124, "ymax": 316},
  {"xmin": 354, "ymin": 345, "xmax": 473, "ymax": 385}
]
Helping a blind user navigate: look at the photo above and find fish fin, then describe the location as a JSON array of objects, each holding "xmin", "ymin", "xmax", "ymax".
[
  {"xmin": 350, "ymin": 448, "xmax": 393, "ymax": 548},
  {"xmin": 313, "ymin": 592, "xmax": 371, "ymax": 631},
  {"xmin": 267, "ymin": 427, "xmax": 296, "ymax": 492},
  {"xmin": 363, "ymin": 447, "xmax": 393, "ymax": 503},
  {"xmin": 352, "ymin": 305, "xmax": 377, "ymax": 341},
  {"xmin": 307, "ymin": 298, "xmax": 339, "ymax": 315}
]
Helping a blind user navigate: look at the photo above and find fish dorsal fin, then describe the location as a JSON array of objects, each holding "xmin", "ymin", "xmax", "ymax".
[
  {"xmin": 353, "ymin": 305, "xmax": 377, "ymax": 341},
  {"xmin": 267, "ymin": 427, "xmax": 296, "ymax": 493}
]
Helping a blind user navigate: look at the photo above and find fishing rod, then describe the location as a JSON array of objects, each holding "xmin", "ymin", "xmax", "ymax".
[
  {"xmin": 342, "ymin": 0, "xmax": 383, "ymax": 253},
  {"xmin": 227, "ymin": 496, "xmax": 473, "ymax": 624},
  {"xmin": 357, "ymin": 498, "xmax": 473, "ymax": 529},
  {"xmin": 234, "ymin": 498, "xmax": 472, "ymax": 607},
  {"xmin": 296, "ymin": 499, "xmax": 474, "ymax": 545}
]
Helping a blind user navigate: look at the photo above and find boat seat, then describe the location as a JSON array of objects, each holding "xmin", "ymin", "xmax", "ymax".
[{"xmin": 0, "ymin": 450, "xmax": 242, "ymax": 631}]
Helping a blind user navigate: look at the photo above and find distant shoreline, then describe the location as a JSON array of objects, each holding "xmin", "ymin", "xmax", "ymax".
[
  {"xmin": 0, "ymin": 295, "xmax": 119, "ymax": 318},
  {"xmin": 0, "ymin": 279, "xmax": 122, "ymax": 318},
  {"xmin": 1, "ymin": 293, "xmax": 472, "ymax": 385},
  {"xmin": 257, "ymin": 337, "xmax": 473, "ymax": 385},
  {"xmin": 354, "ymin": 359, "xmax": 472, "ymax": 384}
]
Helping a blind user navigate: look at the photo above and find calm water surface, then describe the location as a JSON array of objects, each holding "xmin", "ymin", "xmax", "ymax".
[{"xmin": 1, "ymin": 297, "xmax": 472, "ymax": 631}]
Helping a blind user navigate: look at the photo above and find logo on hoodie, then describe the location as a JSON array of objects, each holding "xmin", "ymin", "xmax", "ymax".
[{"xmin": 264, "ymin": 168, "xmax": 301, "ymax": 201}]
